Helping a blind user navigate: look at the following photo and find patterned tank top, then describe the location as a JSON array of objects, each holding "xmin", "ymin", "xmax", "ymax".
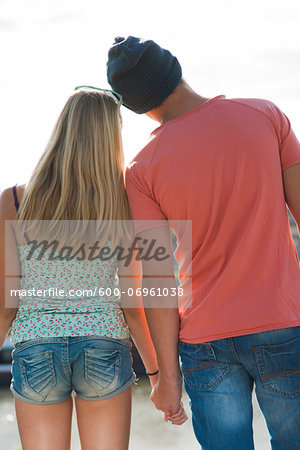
[{"xmin": 10, "ymin": 186, "xmax": 130, "ymax": 344}]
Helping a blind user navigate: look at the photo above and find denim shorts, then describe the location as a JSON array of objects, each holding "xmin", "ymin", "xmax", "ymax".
[{"xmin": 10, "ymin": 336, "xmax": 135, "ymax": 405}]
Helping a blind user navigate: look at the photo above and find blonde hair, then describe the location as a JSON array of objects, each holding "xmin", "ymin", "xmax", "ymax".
[{"xmin": 18, "ymin": 88, "xmax": 132, "ymax": 245}]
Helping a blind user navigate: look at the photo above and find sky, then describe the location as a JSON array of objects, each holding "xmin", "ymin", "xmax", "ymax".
[{"xmin": 1, "ymin": 0, "xmax": 300, "ymax": 191}]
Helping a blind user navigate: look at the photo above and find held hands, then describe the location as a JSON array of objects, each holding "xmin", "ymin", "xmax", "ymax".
[
  {"xmin": 149, "ymin": 371, "xmax": 188, "ymax": 425},
  {"xmin": 166, "ymin": 401, "xmax": 188, "ymax": 425}
]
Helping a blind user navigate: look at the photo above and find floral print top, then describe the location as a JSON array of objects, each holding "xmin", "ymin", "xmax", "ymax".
[{"xmin": 10, "ymin": 242, "xmax": 130, "ymax": 344}]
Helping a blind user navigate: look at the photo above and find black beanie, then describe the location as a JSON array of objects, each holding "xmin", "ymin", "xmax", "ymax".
[{"xmin": 107, "ymin": 36, "xmax": 182, "ymax": 114}]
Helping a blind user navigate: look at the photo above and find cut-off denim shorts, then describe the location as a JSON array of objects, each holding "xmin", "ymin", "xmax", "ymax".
[{"xmin": 10, "ymin": 336, "xmax": 135, "ymax": 405}]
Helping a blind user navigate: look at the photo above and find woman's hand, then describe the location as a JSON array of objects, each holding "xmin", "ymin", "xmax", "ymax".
[{"xmin": 166, "ymin": 401, "xmax": 188, "ymax": 425}]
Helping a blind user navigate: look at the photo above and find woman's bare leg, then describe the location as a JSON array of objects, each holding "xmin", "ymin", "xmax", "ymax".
[
  {"xmin": 75, "ymin": 386, "xmax": 132, "ymax": 450},
  {"xmin": 15, "ymin": 396, "xmax": 73, "ymax": 450}
]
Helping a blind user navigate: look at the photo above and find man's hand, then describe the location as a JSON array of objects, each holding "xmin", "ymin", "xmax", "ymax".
[{"xmin": 150, "ymin": 372, "xmax": 183, "ymax": 420}]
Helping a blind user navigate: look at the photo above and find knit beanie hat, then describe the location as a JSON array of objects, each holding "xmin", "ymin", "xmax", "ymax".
[{"xmin": 107, "ymin": 36, "xmax": 182, "ymax": 114}]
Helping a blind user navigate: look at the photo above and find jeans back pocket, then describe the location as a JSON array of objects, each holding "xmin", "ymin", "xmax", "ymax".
[
  {"xmin": 179, "ymin": 342, "xmax": 230, "ymax": 391},
  {"xmin": 253, "ymin": 335, "xmax": 300, "ymax": 398}
]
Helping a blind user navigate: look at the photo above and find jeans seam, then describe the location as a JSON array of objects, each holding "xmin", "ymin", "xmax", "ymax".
[
  {"xmin": 203, "ymin": 343, "xmax": 216, "ymax": 361},
  {"xmin": 228, "ymin": 337, "xmax": 240, "ymax": 361},
  {"xmin": 70, "ymin": 336, "xmax": 132, "ymax": 348},
  {"xmin": 64, "ymin": 340, "xmax": 72, "ymax": 378},
  {"xmin": 13, "ymin": 336, "xmax": 131, "ymax": 353}
]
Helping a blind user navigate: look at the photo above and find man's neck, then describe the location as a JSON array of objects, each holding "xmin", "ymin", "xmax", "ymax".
[{"xmin": 147, "ymin": 81, "xmax": 210, "ymax": 124}]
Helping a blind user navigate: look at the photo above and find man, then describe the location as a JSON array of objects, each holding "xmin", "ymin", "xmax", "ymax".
[{"xmin": 107, "ymin": 36, "xmax": 300, "ymax": 449}]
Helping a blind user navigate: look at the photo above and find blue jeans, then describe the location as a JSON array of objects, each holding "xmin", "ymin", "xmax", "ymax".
[
  {"xmin": 11, "ymin": 336, "xmax": 135, "ymax": 405},
  {"xmin": 179, "ymin": 326, "xmax": 300, "ymax": 450}
]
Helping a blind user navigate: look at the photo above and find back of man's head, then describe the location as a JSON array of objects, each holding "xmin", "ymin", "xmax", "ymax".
[{"xmin": 107, "ymin": 36, "xmax": 182, "ymax": 114}]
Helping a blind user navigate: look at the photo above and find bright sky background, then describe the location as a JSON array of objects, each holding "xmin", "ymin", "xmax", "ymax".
[{"xmin": 1, "ymin": 0, "xmax": 300, "ymax": 192}]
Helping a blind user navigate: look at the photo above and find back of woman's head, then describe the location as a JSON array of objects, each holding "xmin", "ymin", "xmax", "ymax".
[{"xmin": 18, "ymin": 88, "xmax": 132, "ymax": 243}]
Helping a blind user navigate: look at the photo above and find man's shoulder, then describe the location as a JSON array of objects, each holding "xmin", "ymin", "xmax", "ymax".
[
  {"xmin": 227, "ymin": 97, "xmax": 289, "ymax": 136},
  {"xmin": 227, "ymin": 97, "xmax": 281, "ymax": 119}
]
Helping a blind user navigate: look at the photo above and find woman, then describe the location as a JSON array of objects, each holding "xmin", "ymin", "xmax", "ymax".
[{"xmin": 0, "ymin": 87, "xmax": 187, "ymax": 450}]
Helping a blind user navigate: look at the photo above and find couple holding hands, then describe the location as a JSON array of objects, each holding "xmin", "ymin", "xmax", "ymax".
[{"xmin": 1, "ymin": 36, "xmax": 300, "ymax": 449}]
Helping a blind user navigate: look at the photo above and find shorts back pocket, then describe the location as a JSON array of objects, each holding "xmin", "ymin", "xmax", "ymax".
[
  {"xmin": 84, "ymin": 348, "xmax": 121, "ymax": 396},
  {"xmin": 20, "ymin": 350, "xmax": 56, "ymax": 401}
]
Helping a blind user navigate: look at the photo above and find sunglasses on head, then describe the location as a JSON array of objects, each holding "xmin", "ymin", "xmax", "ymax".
[{"xmin": 74, "ymin": 85, "xmax": 123, "ymax": 108}]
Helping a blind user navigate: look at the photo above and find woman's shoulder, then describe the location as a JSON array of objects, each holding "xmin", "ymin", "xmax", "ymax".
[
  {"xmin": 0, "ymin": 184, "xmax": 26, "ymax": 219},
  {"xmin": 0, "ymin": 184, "xmax": 26, "ymax": 199}
]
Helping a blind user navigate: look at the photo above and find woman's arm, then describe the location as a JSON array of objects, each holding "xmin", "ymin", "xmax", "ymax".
[
  {"xmin": 0, "ymin": 188, "xmax": 19, "ymax": 349},
  {"xmin": 118, "ymin": 243, "xmax": 158, "ymax": 386},
  {"xmin": 0, "ymin": 314, "xmax": 16, "ymax": 349},
  {"xmin": 122, "ymin": 307, "xmax": 158, "ymax": 387}
]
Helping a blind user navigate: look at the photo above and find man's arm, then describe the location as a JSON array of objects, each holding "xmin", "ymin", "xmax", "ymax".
[
  {"xmin": 137, "ymin": 226, "xmax": 183, "ymax": 420},
  {"xmin": 283, "ymin": 163, "xmax": 300, "ymax": 233},
  {"xmin": 125, "ymin": 166, "xmax": 186, "ymax": 419}
]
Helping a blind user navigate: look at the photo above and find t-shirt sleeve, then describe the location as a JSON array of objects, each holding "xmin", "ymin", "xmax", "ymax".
[
  {"xmin": 270, "ymin": 103, "xmax": 300, "ymax": 171},
  {"xmin": 125, "ymin": 163, "xmax": 168, "ymax": 234}
]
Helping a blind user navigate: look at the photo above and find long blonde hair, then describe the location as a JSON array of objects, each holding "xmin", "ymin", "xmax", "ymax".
[{"xmin": 18, "ymin": 88, "xmax": 132, "ymax": 245}]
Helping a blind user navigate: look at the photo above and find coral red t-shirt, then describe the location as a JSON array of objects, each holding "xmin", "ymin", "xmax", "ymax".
[{"xmin": 126, "ymin": 95, "xmax": 300, "ymax": 343}]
